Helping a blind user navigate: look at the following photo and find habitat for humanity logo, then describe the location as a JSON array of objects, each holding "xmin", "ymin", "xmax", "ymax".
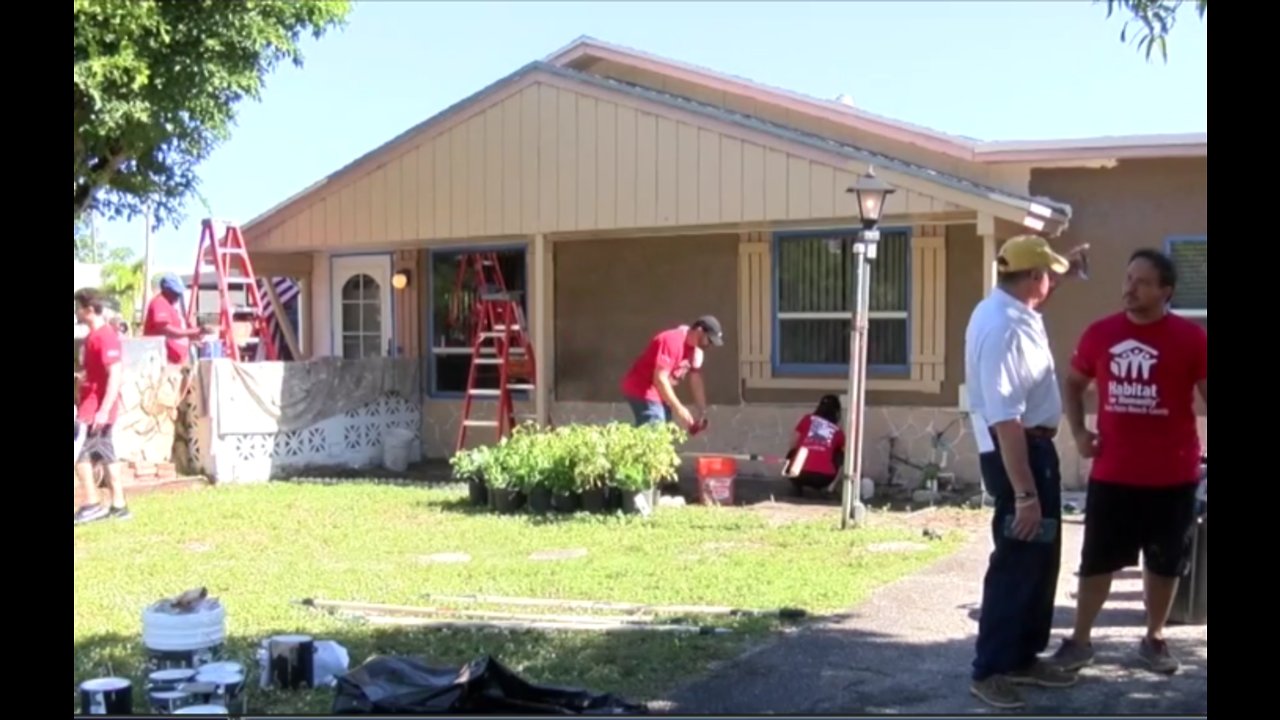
[{"xmin": 1105, "ymin": 339, "xmax": 1166, "ymax": 415}]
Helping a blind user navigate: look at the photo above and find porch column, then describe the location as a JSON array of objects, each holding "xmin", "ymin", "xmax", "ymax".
[
  {"xmin": 978, "ymin": 213, "xmax": 999, "ymax": 296},
  {"xmin": 532, "ymin": 233, "xmax": 554, "ymax": 425}
]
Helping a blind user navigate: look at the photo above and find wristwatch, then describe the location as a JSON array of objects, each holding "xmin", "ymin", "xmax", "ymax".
[{"xmin": 1015, "ymin": 491, "xmax": 1037, "ymax": 501}]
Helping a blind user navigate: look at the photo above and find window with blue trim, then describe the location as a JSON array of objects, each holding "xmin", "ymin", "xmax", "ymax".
[
  {"xmin": 774, "ymin": 228, "xmax": 911, "ymax": 372},
  {"xmin": 1166, "ymin": 236, "xmax": 1206, "ymax": 314},
  {"xmin": 429, "ymin": 248, "xmax": 527, "ymax": 395}
]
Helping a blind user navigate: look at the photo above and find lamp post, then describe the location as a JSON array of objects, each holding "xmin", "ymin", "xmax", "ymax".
[{"xmin": 840, "ymin": 167, "xmax": 896, "ymax": 530}]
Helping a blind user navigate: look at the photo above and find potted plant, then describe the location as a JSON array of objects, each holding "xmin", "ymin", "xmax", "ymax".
[
  {"xmin": 643, "ymin": 421, "xmax": 687, "ymax": 499},
  {"xmin": 479, "ymin": 438, "xmax": 525, "ymax": 514},
  {"xmin": 601, "ymin": 423, "xmax": 657, "ymax": 515},
  {"xmin": 566, "ymin": 425, "xmax": 612, "ymax": 513},
  {"xmin": 449, "ymin": 446, "xmax": 489, "ymax": 507},
  {"xmin": 518, "ymin": 431, "xmax": 555, "ymax": 515},
  {"xmin": 540, "ymin": 426, "xmax": 576, "ymax": 513}
]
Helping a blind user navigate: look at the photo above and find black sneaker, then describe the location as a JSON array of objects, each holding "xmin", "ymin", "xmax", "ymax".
[
  {"xmin": 107, "ymin": 506, "xmax": 133, "ymax": 521},
  {"xmin": 1050, "ymin": 637, "xmax": 1096, "ymax": 672},
  {"xmin": 74, "ymin": 504, "xmax": 108, "ymax": 525}
]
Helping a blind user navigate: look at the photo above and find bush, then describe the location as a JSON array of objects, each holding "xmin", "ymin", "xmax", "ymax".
[{"xmin": 450, "ymin": 421, "xmax": 688, "ymax": 495}]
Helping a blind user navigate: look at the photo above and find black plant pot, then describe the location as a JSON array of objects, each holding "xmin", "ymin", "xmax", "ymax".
[
  {"xmin": 467, "ymin": 478, "xmax": 489, "ymax": 507},
  {"xmin": 527, "ymin": 487, "xmax": 553, "ymax": 514},
  {"xmin": 491, "ymin": 488, "xmax": 526, "ymax": 514},
  {"xmin": 552, "ymin": 491, "xmax": 582, "ymax": 513},
  {"xmin": 581, "ymin": 487, "xmax": 609, "ymax": 513}
]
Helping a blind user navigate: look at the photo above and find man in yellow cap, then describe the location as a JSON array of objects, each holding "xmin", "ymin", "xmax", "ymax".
[{"xmin": 963, "ymin": 235, "xmax": 1079, "ymax": 708}]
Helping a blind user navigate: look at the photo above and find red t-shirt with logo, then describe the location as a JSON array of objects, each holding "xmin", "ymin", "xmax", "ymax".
[
  {"xmin": 620, "ymin": 326, "xmax": 704, "ymax": 403},
  {"xmin": 78, "ymin": 323, "xmax": 124, "ymax": 425},
  {"xmin": 1070, "ymin": 312, "xmax": 1207, "ymax": 487},
  {"xmin": 143, "ymin": 294, "xmax": 189, "ymax": 364},
  {"xmin": 794, "ymin": 414, "xmax": 846, "ymax": 476}
]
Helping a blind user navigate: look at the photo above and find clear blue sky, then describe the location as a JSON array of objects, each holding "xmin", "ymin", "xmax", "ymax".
[{"xmin": 95, "ymin": 0, "xmax": 1207, "ymax": 273}]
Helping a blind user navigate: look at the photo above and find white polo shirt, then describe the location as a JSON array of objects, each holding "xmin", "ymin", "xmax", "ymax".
[{"xmin": 964, "ymin": 288, "xmax": 1062, "ymax": 454}]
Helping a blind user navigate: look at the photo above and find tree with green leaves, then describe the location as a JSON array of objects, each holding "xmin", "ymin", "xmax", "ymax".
[
  {"xmin": 73, "ymin": 0, "xmax": 351, "ymax": 228},
  {"xmin": 74, "ymin": 217, "xmax": 106, "ymax": 263},
  {"xmin": 1103, "ymin": 0, "xmax": 1207, "ymax": 62},
  {"xmin": 100, "ymin": 247, "xmax": 146, "ymax": 322}
]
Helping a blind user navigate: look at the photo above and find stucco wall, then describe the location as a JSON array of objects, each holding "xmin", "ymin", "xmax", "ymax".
[
  {"xmin": 1030, "ymin": 157, "xmax": 1208, "ymax": 362},
  {"xmin": 553, "ymin": 233, "xmax": 741, "ymax": 405}
]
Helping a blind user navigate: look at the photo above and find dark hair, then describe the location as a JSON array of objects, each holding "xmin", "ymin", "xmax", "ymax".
[
  {"xmin": 1128, "ymin": 248, "xmax": 1177, "ymax": 288},
  {"xmin": 74, "ymin": 287, "xmax": 106, "ymax": 315},
  {"xmin": 814, "ymin": 394, "xmax": 842, "ymax": 424}
]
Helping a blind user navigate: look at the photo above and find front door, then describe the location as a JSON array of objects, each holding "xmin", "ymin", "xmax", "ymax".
[{"xmin": 330, "ymin": 255, "xmax": 393, "ymax": 358}]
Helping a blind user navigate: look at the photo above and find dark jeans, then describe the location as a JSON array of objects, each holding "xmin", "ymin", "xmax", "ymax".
[{"xmin": 972, "ymin": 433, "xmax": 1063, "ymax": 681}]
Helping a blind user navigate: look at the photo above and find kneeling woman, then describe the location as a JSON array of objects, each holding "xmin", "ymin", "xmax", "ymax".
[{"xmin": 784, "ymin": 395, "xmax": 846, "ymax": 497}]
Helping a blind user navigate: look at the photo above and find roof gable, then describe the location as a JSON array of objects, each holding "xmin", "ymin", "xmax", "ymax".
[{"xmin": 245, "ymin": 61, "xmax": 1069, "ymax": 244}]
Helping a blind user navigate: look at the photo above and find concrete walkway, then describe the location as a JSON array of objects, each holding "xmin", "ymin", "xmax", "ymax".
[{"xmin": 659, "ymin": 519, "xmax": 1207, "ymax": 714}]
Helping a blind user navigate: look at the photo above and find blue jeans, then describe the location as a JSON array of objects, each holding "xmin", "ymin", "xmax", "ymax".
[
  {"xmin": 625, "ymin": 397, "xmax": 671, "ymax": 426},
  {"xmin": 972, "ymin": 432, "xmax": 1063, "ymax": 681}
]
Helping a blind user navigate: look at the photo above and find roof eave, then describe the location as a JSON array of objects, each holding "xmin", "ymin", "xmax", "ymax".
[{"xmin": 975, "ymin": 143, "xmax": 1207, "ymax": 164}]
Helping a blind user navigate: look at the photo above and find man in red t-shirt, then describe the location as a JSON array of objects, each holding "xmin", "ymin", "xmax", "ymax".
[
  {"xmin": 619, "ymin": 316, "xmax": 723, "ymax": 428},
  {"xmin": 74, "ymin": 288, "xmax": 131, "ymax": 524},
  {"xmin": 1051, "ymin": 249, "xmax": 1207, "ymax": 675},
  {"xmin": 143, "ymin": 273, "xmax": 203, "ymax": 364}
]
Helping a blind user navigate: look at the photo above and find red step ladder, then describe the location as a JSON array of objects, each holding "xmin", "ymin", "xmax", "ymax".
[
  {"xmin": 454, "ymin": 252, "xmax": 541, "ymax": 452},
  {"xmin": 185, "ymin": 219, "xmax": 278, "ymax": 362}
]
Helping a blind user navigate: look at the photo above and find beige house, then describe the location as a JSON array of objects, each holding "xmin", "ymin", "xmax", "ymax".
[{"xmin": 243, "ymin": 38, "xmax": 1207, "ymax": 487}]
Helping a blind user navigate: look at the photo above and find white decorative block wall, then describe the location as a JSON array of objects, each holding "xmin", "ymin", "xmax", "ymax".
[{"xmin": 187, "ymin": 392, "xmax": 421, "ymax": 484}]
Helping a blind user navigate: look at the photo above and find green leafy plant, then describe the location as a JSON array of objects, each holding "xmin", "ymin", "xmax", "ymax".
[
  {"xmin": 463, "ymin": 421, "xmax": 688, "ymax": 498},
  {"xmin": 640, "ymin": 422, "xmax": 687, "ymax": 486},
  {"xmin": 476, "ymin": 438, "xmax": 517, "ymax": 491},
  {"xmin": 497, "ymin": 426, "xmax": 550, "ymax": 493},
  {"xmin": 448, "ymin": 445, "xmax": 487, "ymax": 482},
  {"xmin": 563, "ymin": 424, "xmax": 611, "ymax": 492}
]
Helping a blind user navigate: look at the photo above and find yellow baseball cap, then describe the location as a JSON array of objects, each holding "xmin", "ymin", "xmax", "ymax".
[{"xmin": 997, "ymin": 235, "xmax": 1071, "ymax": 274}]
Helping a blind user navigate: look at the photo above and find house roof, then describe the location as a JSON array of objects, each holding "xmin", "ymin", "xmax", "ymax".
[
  {"xmin": 564, "ymin": 66, "xmax": 1072, "ymax": 225},
  {"xmin": 546, "ymin": 36, "xmax": 1206, "ymax": 163},
  {"xmin": 245, "ymin": 60, "xmax": 1071, "ymax": 234}
]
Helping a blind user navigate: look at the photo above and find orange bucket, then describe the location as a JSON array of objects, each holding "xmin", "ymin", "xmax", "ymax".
[{"xmin": 696, "ymin": 456, "xmax": 736, "ymax": 506}]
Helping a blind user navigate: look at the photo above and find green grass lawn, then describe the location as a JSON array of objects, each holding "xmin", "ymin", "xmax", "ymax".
[{"xmin": 73, "ymin": 481, "xmax": 964, "ymax": 713}]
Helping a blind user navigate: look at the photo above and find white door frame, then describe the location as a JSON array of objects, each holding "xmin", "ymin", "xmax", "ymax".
[{"xmin": 330, "ymin": 253, "xmax": 394, "ymax": 358}]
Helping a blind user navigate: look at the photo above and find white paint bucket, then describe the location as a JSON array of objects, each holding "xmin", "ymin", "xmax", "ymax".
[
  {"xmin": 142, "ymin": 598, "xmax": 227, "ymax": 670},
  {"xmin": 149, "ymin": 689, "xmax": 192, "ymax": 713},
  {"xmin": 194, "ymin": 669, "xmax": 245, "ymax": 706},
  {"xmin": 174, "ymin": 704, "xmax": 229, "ymax": 715},
  {"xmin": 147, "ymin": 667, "xmax": 197, "ymax": 692},
  {"xmin": 79, "ymin": 677, "xmax": 133, "ymax": 715},
  {"xmin": 382, "ymin": 428, "xmax": 417, "ymax": 472},
  {"xmin": 198, "ymin": 661, "xmax": 244, "ymax": 676}
]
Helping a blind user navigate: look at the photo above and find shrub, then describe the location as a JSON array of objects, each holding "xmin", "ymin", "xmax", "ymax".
[{"xmin": 449, "ymin": 421, "xmax": 687, "ymax": 494}]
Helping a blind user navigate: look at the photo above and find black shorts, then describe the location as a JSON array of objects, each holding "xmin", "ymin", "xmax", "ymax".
[
  {"xmin": 1079, "ymin": 479, "xmax": 1198, "ymax": 578},
  {"xmin": 76, "ymin": 424, "xmax": 116, "ymax": 466}
]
